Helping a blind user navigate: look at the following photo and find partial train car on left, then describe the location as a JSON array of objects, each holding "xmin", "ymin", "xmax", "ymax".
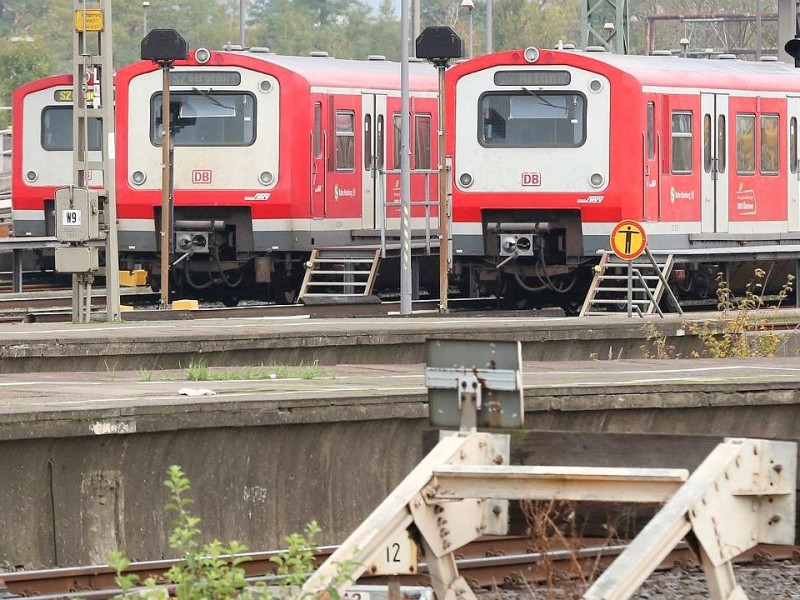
[{"xmin": 11, "ymin": 74, "xmax": 104, "ymax": 238}]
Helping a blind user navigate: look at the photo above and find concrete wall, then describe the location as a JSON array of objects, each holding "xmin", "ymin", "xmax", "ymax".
[
  {"xmin": 4, "ymin": 316, "xmax": 800, "ymax": 374},
  {"xmin": 3, "ymin": 384, "xmax": 799, "ymax": 569},
  {"xmin": 0, "ymin": 419, "xmax": 430, "ymax": 568}
]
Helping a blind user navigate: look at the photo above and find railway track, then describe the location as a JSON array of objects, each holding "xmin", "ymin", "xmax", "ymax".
[
  {"xmin": 0, "ymin": 290, "xmax": 516, "ymax": 323},
  {"xmin": 1, "ymin": 540, "xmax": 796, "ymax": 599}
]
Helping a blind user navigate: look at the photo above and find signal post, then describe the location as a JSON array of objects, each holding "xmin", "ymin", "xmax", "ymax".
[
  {"xmin": 416, "ymin": 27, "xmax": 462, "ymax": 314},
  {"xmin": 141, "ymin": 29, "xmax": 189, "ymax": 309},
  {"xmin": 54, "ymin": 0, "xmax": 120, "ymax": 323}
]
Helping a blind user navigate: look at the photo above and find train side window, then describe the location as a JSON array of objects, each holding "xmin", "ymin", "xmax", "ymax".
[
  {"xmin": 376, "ymin": 115, "xmax": 385, "ymax": 170},
  {"xmin": 703, "ymin": 114, "xmax": 712, "ymax": 173},
  {"xmin": 335, "ymin": 110, "xmax": 355, "ymax": 171},
  {"xmin": 313, "ymin": 102, "xmax": 322, "ymax": 159},
  {"xmin": 392, "ymin": 114, "xmax": 401, "ymax": 169},
  {"xmin": 364, "ymin": 113, "xmax": 372, "ymax": 171},
  {"xmin": 760, "ymin": 114, "xmax": 779, "ymax": 175},
  {"xmin": 42, "ymin": 106, "xmax": 102, "ymax": 151},
  {"xmin": 717, "ymin": 115, "xmax": 726, "ymax": 173},
  {"xmin": 791, "ymin": 117, "xmax": 798, "ymax": 174},
  {"xmin": 736, "ymin": 114, "xmax": 756, "ymax": 175},
  {"xmin": 646, "ymin": 102, "xmax": 655, "ymax": 160},
  {"xmin": 414, "ymin": 114, "xmax": 431, "ymax": 169},
  {"xmin": 670, "ymin": 111, "xmax": 693, "ymax": 174}
]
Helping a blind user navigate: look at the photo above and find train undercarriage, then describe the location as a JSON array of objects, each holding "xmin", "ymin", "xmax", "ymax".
[{"xmin": 117, "ymin": 205, "xmax": 799, "ymax": 312}]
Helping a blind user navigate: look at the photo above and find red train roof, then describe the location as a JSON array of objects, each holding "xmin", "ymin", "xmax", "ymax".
[
  {"xmin": 450, "ymin": 48, "xmax": 800, "ymax": 94},
  {"xmin": 117, "ymin": 50, "xmax": 439, "ymax": 93}
]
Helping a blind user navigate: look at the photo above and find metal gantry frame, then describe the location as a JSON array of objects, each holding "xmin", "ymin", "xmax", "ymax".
[
  {"xmin": 581, "ymin": 0, "xmax": 629, "ymax": 53},
  {"xmin": 301, "ymin": 341, "xmax": 796, "ymax": 600}
]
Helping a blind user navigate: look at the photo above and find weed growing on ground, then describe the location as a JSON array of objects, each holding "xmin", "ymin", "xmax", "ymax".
[
  {"xmin": 641, "ymin": 322, "xmax": 688, "ymax": 359},
  {"xmin": 691, "ymin": 269, "xmax": 794, "ymax": 358},
  {"xmin": 519, "ymin": 499, "xmax": 644, "ymax": 598},
  {"xmin": 641, "ymin": 269, "xmax": 795, "ymax": 359},
  {"xmin": 185, "ymin": 360, "xmax": 324, "ymax": 381},
  {"xmin": 520, "ymin": 499, "xmax": 596, "ymax": 599}
]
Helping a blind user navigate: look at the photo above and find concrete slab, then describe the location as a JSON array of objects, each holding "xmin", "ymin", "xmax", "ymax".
[
  {"xmin": 2, "ymin": 357, "xmax": 800, "ymax": 440},
  {"xmin": 0, "ymin": 312, "xmax": 724, "ymax": 373}
]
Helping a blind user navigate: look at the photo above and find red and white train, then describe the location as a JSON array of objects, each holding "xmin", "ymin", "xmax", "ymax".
[
  {"xmin": 13, "ymin": 49, "xmax": 440, "ymax": 303},
  {"xmin": 12, "ymin": 46, "xmax": 800, "ymax": 310},
  {"xmin": 447, "ymin": 47, "xmax": 800, "ymax": 310}
]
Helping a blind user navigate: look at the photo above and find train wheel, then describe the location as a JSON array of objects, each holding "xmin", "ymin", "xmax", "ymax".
[
  {"xmin": 560, "ymin": 298, "xmax": 583, "ymax": 317},
  {"xmin": 147, "ymin": 272, "xmax": 160, "ymax": 293},
  {"xmin": 222, "ymin": 294, "xmax": 240, "ymax": 307}
]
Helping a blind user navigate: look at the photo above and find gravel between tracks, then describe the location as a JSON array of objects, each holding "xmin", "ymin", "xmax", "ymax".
[{"xmin": 479, "ymin": 560, "xmax": 800, "ymax": 599}]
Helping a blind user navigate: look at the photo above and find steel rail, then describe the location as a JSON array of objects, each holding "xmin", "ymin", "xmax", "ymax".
[{"xmin": 2, "ymin": 540, "xmax": 796, "ymax": 599}]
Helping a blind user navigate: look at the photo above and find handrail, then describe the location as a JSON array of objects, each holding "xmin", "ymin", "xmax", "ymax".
[{"xmin": 378, "ymin": 168, "xmax": 438, "ymax": 257}]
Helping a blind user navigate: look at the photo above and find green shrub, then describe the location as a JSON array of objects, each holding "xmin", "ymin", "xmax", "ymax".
[
  {"xmin": 108, "ymin": 466, "xmax": 349, "ymax": 599},
  {"xmin": 691, "ymin": 269, "xmax": 793, "ymax": 358}
]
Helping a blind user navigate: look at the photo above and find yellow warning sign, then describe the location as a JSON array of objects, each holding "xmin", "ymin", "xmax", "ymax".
[
  {"xmin": 610, "ymin": 220, "xmax": 647, "ymax": 261},
  {"xmin": 75, "ymin": 9, "xmax": 104, "ymax": 32}
]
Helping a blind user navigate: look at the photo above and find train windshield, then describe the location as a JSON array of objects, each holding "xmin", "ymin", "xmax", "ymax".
[
  {"xmin": 41, "ymin": 107, "xmax": 102, "ymax": 151},
  {"xmin": 151, "ymin": 91, "xmax": 256, "ymax": 146},
  {"xmin": 479, "ymin": 91, "xmax": 585, "ymax": 148}
]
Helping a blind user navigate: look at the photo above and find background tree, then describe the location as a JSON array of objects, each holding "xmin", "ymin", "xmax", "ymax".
[
  {"xmin": 0, "ymin": 37, "xmax": 52, "ymax": 127},
  {"xmin": 249, "ymin": 0, "xmax": 390, "ymax": 58}
]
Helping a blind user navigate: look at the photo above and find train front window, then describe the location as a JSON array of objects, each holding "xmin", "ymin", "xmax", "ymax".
[
  {"xmin": 479, "ymin": 91, "xmax": 586, "ymax": 148},
  {"xmin": 42, "ymin": 107, "xmax": 102, "ymax": 151},
  {"xmin": 151, "ymin": 92, "xmax": 255, "ymax": 146}
]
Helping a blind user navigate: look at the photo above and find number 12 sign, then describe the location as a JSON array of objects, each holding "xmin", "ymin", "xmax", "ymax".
[{"xmin": 368, "ymin": 529, "xmax": 418, "ymax": 575}]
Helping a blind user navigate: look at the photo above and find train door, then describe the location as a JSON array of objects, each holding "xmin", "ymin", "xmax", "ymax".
[
  {"xmin": 643, "ymin": 95, "xmax": 661, "ymax": 221},
  {"xmin": 700, "ymin": 92, "xmax": 729, "ymax": 233},
  {"xmin": 361, "ymin": 93, "xmax": 387, "ymax": 229},
  {"xmin": 310, "ymin": 96, "xmax": 328, "ymax": 218},
  {"xmin": 787, "ymin": 96, "xmax": 800, "ymax": 232}
]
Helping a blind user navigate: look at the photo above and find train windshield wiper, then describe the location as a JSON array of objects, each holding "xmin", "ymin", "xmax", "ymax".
[
  {"xmin": 191, "ymin": 87, "xmax": 235, "ymax": 111},
  {"xmin": 521, "ymin": 86, "xmax": 562, "ymax": 110}
]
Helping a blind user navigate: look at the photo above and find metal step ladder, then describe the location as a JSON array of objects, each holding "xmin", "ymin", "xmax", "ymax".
[
  {"xmin": 298, "ymin": 247, "xmax": 382, "ymax": 304},
  {"xmin": 580, "ymin": 251, "xmax": 677, "ymax": 317}
]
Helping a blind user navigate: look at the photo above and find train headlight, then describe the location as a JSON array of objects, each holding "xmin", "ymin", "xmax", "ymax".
[
  {"xmin": 589, "ymin": 172, "xmax": 605, "ymax": 188},
  {"xmin": 258, "ymin": 170, "xmax": 274, "ymax": 186},
  {"xmin": 195, "ymin": 48, "xmax": 211, "ymax": 64},
  {"xmin": 259, "ymin": 80, "xmax": 273, "ymax": 93},
  {"xmin": 589, "ymin": 79, "xmax": 603, "ymax": 92},
  {"xmin": 515, "ymin": 235, "xmax": 532, "ymax": 253},
  {"xmin": 502, "ymin": 236, "xmax": 518, "ymax": 253},
  {"xmin": 459, "ymin": 172, "xmax": 474, "ymax": 188},
  {"xmin": 523, "ymin": 47, "xmax": 540, "ymax": 63},
  {"xmin": 131, "ymin": 170, "xmax": 147, "ymax": 186},
  {"xmin": 25, "ymin": 170, "xmax": 38, "ymax": 183},
  {"xmin": 177, "ymin": 234, "xmax": 193, "ymax": 251}
]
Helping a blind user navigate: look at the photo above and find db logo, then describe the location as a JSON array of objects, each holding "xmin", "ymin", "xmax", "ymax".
[
  {"xmin": 521, "ymin": 172, "xmax": 541, "ymax": 186},
  {"xmin": 192, "ymin": 170, "xmax": 212, "ymax": 184}
]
